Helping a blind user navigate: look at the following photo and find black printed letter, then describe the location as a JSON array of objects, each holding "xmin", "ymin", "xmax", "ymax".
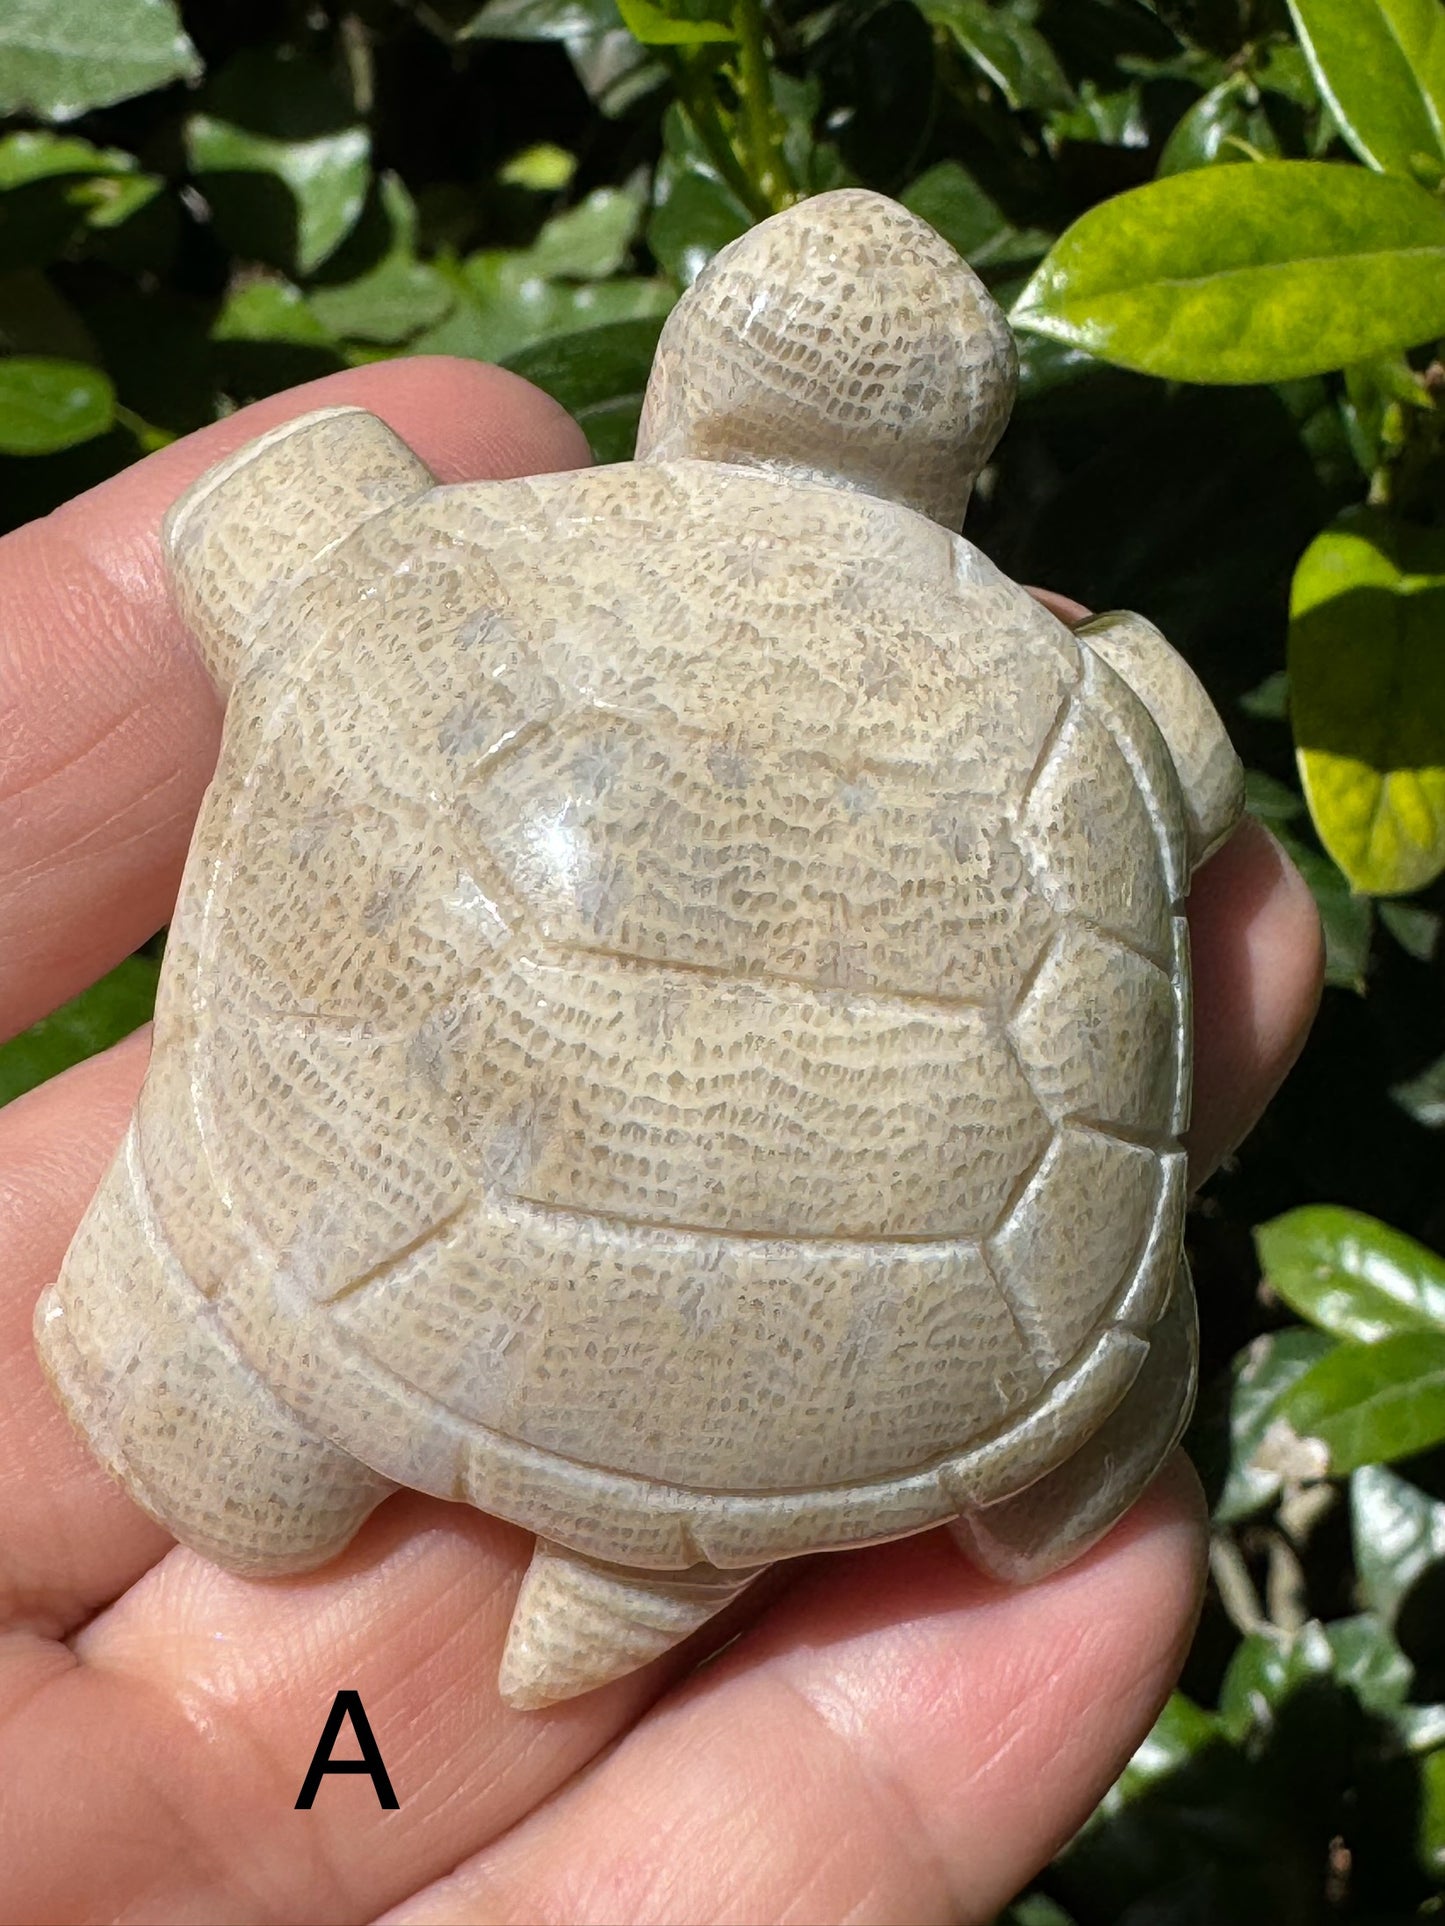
[{"xmin": 295, "ymin": 1690, "xmax": 399, "ymax": 1809}]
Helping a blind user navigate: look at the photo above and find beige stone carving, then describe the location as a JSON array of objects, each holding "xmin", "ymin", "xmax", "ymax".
[{"xmin": 35, "ymin": 190, "xmax": 1243, "ymax": 1709}]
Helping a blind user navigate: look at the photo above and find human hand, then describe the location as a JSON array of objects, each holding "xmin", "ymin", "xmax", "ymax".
[{"xmin": 0, "ymin": 359, "xmax": 1323, "ymax": 1926}]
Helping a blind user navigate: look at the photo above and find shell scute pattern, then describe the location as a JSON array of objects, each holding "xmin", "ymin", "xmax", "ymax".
[
  {"xmin": 156, "ymin": 454, "xmax": 1193, "ymax": 1522},
  {"xmin": 39, "ymin": 194, "xmax": 1241, "ymax": 1655}
]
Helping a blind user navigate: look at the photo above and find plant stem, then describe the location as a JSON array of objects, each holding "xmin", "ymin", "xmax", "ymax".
[
  {"xmin": 732, "ymin": 0, "xmax": 792, "ymax": 211},
  {"xmin": 670, "ymin": 47, "xmax": 772, "ymax": 222}
]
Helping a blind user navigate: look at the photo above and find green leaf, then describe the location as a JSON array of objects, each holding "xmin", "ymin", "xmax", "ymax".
[
  {"xmin": 1100, "ymin": 1691, "xmax": 1222, "ymax": 1809},
  {"xmin": 1217, "ymin": 1621, "xmax": 1334, "ymax": 1743},
  {"xmin": 1209, "ymin": 1326, "xmax": 1337, "ymax": 1524},
  {"xmin": 0, "ymin": 355, "xmax": 113, "ymax": 454},
  {"xmin": 1011, "ymin": 162, "xmax": 1445, "ymax": 384},
  {"xmin": 1157, "ymin": 75, "xmax": 1281, "ymax": 174},
  {"xmin": 1289, "ymin": 508, "xmax": 1445, "ymax": 896},
  {"xmin": 920, "ymin": 0, "xmax": 1074, "ymax": 112},
  {"xmin": 503, "ymin": 313, "xmax": 668, "ymax": 461},
  {"xmin": 187, "ymin": 53, "xmax": 371, "ymax": 277},
  {"xmin": 0, "ymin": 955, "xmax": 158, "ymax": 1107},
  {"xmin": 307, "ymin": 175, "xmax": 454, "ymax": 345},
  {"xmin": 416, "ymin": 250, "xmax": 672, "ymax": 367},
  {"xmin": 499, "ymin": 143, "xmax": 578, "ymax": 191},
  {"xmin": 0, "ymin": 0, "xmax": 199, "ymax": 120},
  {"xmin": 1352, "ymin": 1462, "xmax": 1445, "ymax": 1621},
  {"xmin": 1048, "ymin": 80, "xmax": 1149, "ymax": 151},
  {"xmin": 1281, "ymin": 1331, "xmax": 1445, "ymax": 1472},
  {"xmin": 1394, "ymin": 1049, "xmax": 1445, "ymax": 1127},
  {"xmin": 527, "ymin": 185, "xmax": 645, "ymax": 278},
  {"xmin": 616, "ymin": 0, "xmax": 733, "ymax": 43},
  {"xmin": 902, "ymin": 160, "xmax": 1052, "ymax": 269},
  {"xmin": 1421, "ymin": 1746, "xmax": 1445, "ymax": 1878},
  {"xmin": 213, "ymin": 278, "xmax": 336, "ymax": 348},
  {"xmin": 1379, "ymin": 897, "xmax": 1441, "ymax": 961},
  {"xmin": 1257, "ymin": 1206, "xmax": 1445, "ymax": 1342},
  {"xmin": 1324, "ymin": 1612, "xmax": 1416, "ymax": 1719},
  {"xmin": 1271, "ymin": 824, "xmax": 1375, "ymax": 991},
  {"xmin": 1287, "ymin": 0, "xmax": 1445, "ymax": 181}
]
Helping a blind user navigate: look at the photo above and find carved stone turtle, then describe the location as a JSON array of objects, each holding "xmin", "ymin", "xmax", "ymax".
[{"xmin": 36, "ymin": 188, "xmax": 1243, "ymax": 1710}]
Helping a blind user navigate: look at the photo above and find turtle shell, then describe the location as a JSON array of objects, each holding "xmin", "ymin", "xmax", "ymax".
[{"xmin": 137, "ymin": 456, "xmax": 1193, "ymax": 1571}]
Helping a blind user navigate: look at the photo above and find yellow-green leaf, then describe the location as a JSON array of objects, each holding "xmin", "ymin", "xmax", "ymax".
[
  {"xmin": 1288, "ymin": 0, "xmax": 1445, "ymax": 181},
  {"xmin": 1289, "ymin": 508, "xmax": 1445, "ymax": 896},
  {"xmin": 1011, "ymin": 162, "xmax": 1445, "ymax": 384}
]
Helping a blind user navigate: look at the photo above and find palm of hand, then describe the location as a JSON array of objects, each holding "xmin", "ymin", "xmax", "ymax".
[{"xmin": 0, "ymin": 360, "xmax": 1322, "ymax": 1926}]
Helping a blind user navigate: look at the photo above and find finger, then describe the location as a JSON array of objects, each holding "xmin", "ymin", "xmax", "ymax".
[
  {"xmin": 0, "ymin": 1497, "xmax": 784, "ymax": 1926},
  {"xmin": 0, "ymin": 357, "xmax": 589, "ymax": 1044},
  {"xmin": 1185, "ymin": 815, "xmax": 1323, "ymax": 1184},
  {"xmin": 388, "ymin": 1457, "xmax": 1206, "ymax": 1926},
  {"xmin": 0, "ymin": 1031, "xmax": 170, "ymax": 1640}
]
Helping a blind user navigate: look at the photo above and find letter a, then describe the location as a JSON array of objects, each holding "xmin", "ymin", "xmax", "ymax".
[{"xmin": 295, "ymin": 1689, "xmax": 399, "ymax": 1809}]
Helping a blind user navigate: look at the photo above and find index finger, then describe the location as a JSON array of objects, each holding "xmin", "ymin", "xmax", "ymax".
[{"xmin": 0, "ymin": 357, "xmax": 589, "ymax": 1044}]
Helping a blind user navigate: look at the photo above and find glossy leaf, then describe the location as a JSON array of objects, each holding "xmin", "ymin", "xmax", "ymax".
[
  {"xmin": 0, "ymin": 0, "xmax": 199, "ymax": 120},
  {"xmin": 1281, "ymin": 1332, "xmax": 1445, "ymax": 1472},
  {"xmin": 1012, "ymin": 162, "xmax": 1445, "ymax": 384},
  {"xmin": 1353, "ymin": 1463, "xmax": 1445, "ymax": 1620},
  {"xmin": 416, "ymin": 251, "xmax": 671, "ymax": 367},
  {"xmin": 1099, "ymin": 1691, "xmax": 1222, "ymax": 1811},
  {"xmin": 1210, "ymin": 1326, "xmax": 1336, "ymax": 1524},
  {"xmin": 1323, "ymin": 1613, "xmax": 1415, "ymax": 1720},
  {"xmin": 307, "ymin": 175, "xmax": 454, "ymax": 345},
  {"xmin": 616, "ymin": 0, "xmax": 732, "ymax": 43},
  {"xmin": 0, "ymin": 955, "xmax": 158, "ymax": 1106},
  {"xmin": 1217, "ymin": 1621, "xmax": 1333, "ymax": 1742},
  {"xmin": 213, "ymin": 279, "xmax": 336, "ymax": 348},
  {"xmin": 1288, "ymin": 0, "xmax": 1445, "ymax": 181},
  {"xmin": 1257, "ymin": 1206, "xmax": 1445, "ymax": 1342},
  {"xmin": 902, "ymin": 161, "xmax": 1051, "ymax": 269},
  {"xmin": 1394, "ymin": 1050, "xmax": 1445, "ymax": 1127},
  {"xmin": 920, "ymin": 0, "xmax": 1073, "ymax": 112},
  {"xmin": 0, "ymin": 355, "xmax": 113, "ymax": 453},
  {"xmin": 527, "ymin": 185, "xmax": 645, "ymax": 278},
  {"xmin": 1289, "ymin": 509, "xmax": 1445, "ymax": 896},
  {"xmin": 187, "ymin": 54, "xmax": 371, "ymax": 277},
  {"xmin": 504, "ymin": 313, "xmax": 666, "ymax": 460},
  {"xmin": 1157, "ymin": 75, "xmax": 1280, "ymax": 174}
]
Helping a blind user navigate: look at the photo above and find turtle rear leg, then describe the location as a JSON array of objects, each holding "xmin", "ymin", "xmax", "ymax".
[
  {"xmin": 948, "ymin": 1270, "xmax": 1197, "ymax": 1586},
  {"xmin": 500, "ymin": 1542, "xmax": 768, "ymax": 1710},
  {"xmin": 35, "ymin": 1122, "xmax": 392, "ymax": 1577}
]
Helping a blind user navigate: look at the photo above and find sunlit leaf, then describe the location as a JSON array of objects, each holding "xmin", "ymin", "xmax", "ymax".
[
  {"xmin": 616, "ymin": 0, "xmax": 733, "ymax": 44},
  {"xmin": 0, "ymin": 0, "xmax": 199, "ymax": 121},
  {"xmin": 1353, "ymin": 1462, "xmax": 1445, "ymax": 1620},
  {"xmin": 1257, "ymin": 1206, "xmax": 1445, "ymax": 1342},
  {"xmin": 1289, "ymin": 508, "xmax": 1445, "ymax": 896},
  {"xmin": 1208, "ymin": 1326, "xmax": 1336, "ymax": 1524},
  {"xmin": 1288, "ymin": 0, "xmax": 1445, "ymax": 181},
  {"xmin": 0, "ymin": 355, "xmax": 113, "ymax": 453},
  {"xmin": 1012, "ymin": 162, "xmax": 1445, "ymax": 384},
  {"xmin": 1282, "ymin": 1332, "xmax": 1445, "ymax": 1472},
  {"xmin": 307, "ymin": 175, "xmax": 454, "ymax": 345},
  {"xmin": 187, "ymin": 53, "xmax": 371, "ymax": 276}
]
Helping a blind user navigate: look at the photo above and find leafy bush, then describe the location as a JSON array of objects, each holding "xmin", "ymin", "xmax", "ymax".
[{"xmin": 2, "ymin": 1, "xmax": 1443, "ymax": 1916}]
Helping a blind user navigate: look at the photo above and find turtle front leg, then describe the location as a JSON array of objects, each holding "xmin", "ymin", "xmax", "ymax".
[
  {"xmin": 1075, "ymin": 611, "xmax": 1245, "ymax": 869},
  {"xmin": 500, "ymin": 1542, "xmax": 769, "ymax": 1710},
  {"xmin": 35, "ymin": 1121, "xmax": 393, "ymax": 1576},
  {"xmin": 948, "ymin": 1269, "xmax": 1197, "ymax": 1586},
  {"xmin": 164, "ymin": 406, "xmax": 435, "ymax": 697}
]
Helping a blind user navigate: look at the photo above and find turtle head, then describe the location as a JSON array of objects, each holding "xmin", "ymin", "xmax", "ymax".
[{"xmin": 635, "ymin": 188, "xmax": 1017, "ymax": 530}]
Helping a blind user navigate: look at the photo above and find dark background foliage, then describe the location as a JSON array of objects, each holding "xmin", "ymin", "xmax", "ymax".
[{"xmin": 1, "ymin": 1, "xmax": 1443, "ymax": 1917}]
